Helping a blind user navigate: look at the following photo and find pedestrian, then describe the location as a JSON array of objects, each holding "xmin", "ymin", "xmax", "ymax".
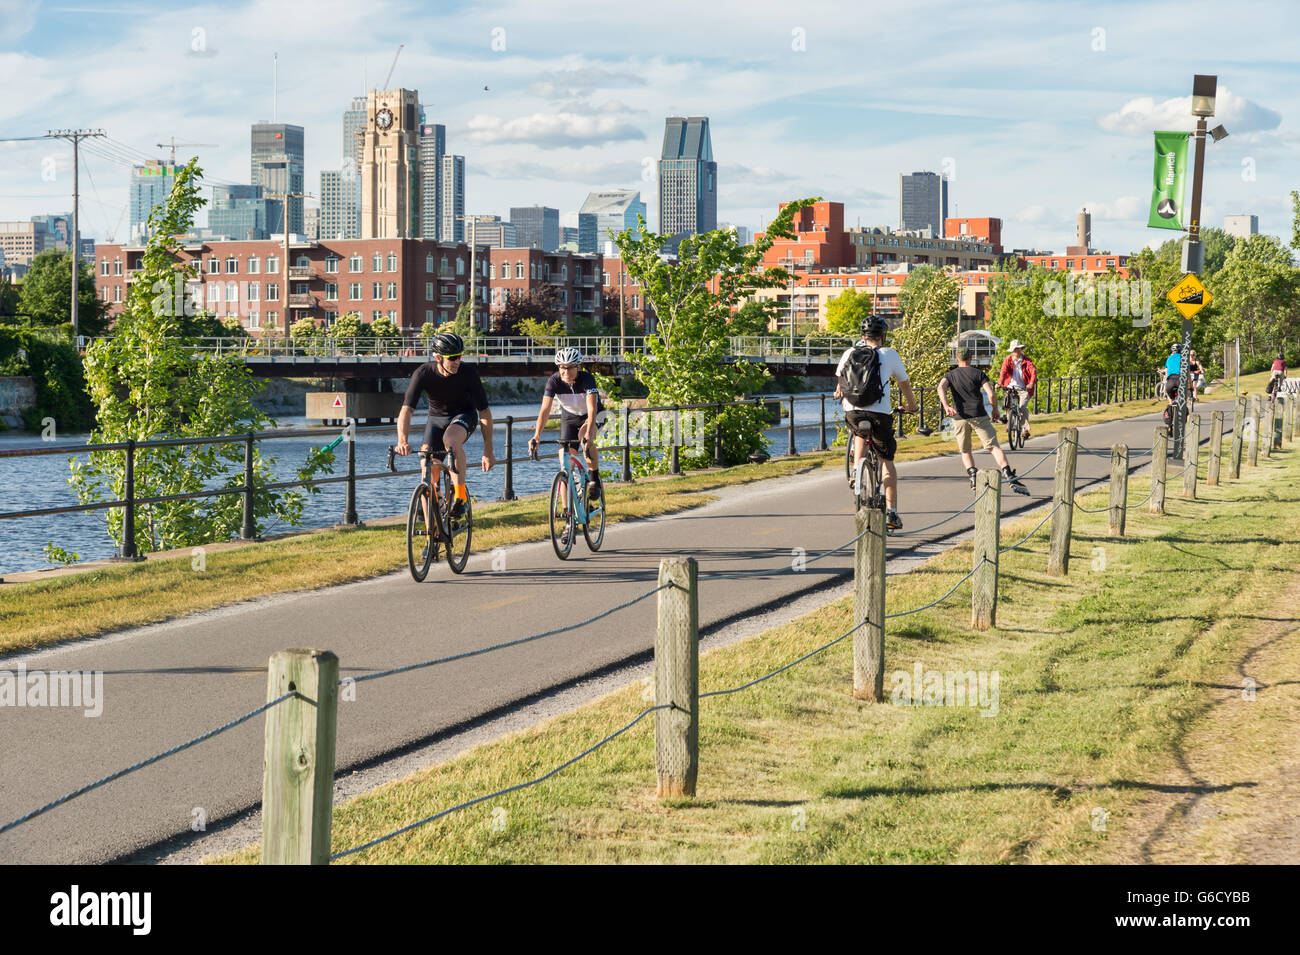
[{"xmin": 938, "ymin": 349, "xmax": 1029, "ymax": 495}]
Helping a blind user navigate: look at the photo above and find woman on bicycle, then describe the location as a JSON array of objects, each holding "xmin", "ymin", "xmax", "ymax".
[
  {"xmin": 529, "ymin": 347, "xmax": 606, "ymax": 524},
  {"xmin": 997, "ymin": 340, "xmax": 1036, "ymax": 441}
]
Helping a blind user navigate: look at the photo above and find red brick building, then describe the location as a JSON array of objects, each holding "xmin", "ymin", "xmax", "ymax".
[
  {"xmin": 93, "ymin": 237, "xmax": 489, "ymax": 335},
  {"xmin": 757, "ymin": 200, "xmax": 854, "ymax": 270},
  {"xmin": 944, "ymin": 217, "xmax": 1003, "ymax": 252},
  {"xmin": 487, "ymin": 248, "xmax": 604, "ymax": 328},
  {"xmin": 1020, "ymin": 251, "xmax": 1130, "ymax": 276}
]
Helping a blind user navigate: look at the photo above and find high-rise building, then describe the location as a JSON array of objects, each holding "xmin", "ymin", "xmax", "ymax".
[
  {"xmin": 30, "ymin": 214, "xmax": 71, "ymax": 250},
  {"xmin": 441, "ymin": 155, "xmax": 465, "ymax": 242},
  {"xmin": 129, "ymin": 160, "xmax": 179, "ymax": 243},
  {"xmin": 319, "ymin": 170, "xmax": 358, "ymax": 241},
  {"xmin": 899, "ymin": 171, "xmax": 948, "ymax": 234},
  {"xmin": 463, "ymin": 215, "xmax": 517, "ymax": 248},
  {"xmin": 577, "ymin": 190, "xmax": 645, "ymax": 253},
  {"xmin": 418, "ymin": 123, "xmax": 446, "ymax": 240},
  {"xmin": 658, "ymin": 117, "xmax": 717, "ymax": 248},
  {"xmin": 360, "ymin": 88, "xmax": 421, "ymax": 239},
  {"xmin": 251, "ymin": 123, "xmax": 305, "ymax": 234},
  {"xmin": 510, "ymin": 206, "xmax": 559, "ymax": 251},
  {"xmin": 303, "ymin": 206, "xmax": 320, "ymax": 241},
  {"xmin": 0, "ymin": 220, "xmax": 51, "ymax": 266},
  {"xmin": 1224, "ymin": 214, "xmax": 1259, "ymax": 239},
  {"xmin": 207, "ymin": 184, "xmax": 278, "ymax": 240},
  {"xmin": 343, "ymin": 96, "xmax": 366, "ymax": 171}
]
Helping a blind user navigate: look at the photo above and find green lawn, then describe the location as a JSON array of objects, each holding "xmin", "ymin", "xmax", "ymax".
[{"xmin": 218, "ymin": 428, "xmax": 1300, "ymax": 864}]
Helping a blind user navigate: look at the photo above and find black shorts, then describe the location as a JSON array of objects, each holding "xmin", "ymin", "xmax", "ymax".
[
  {"xmin": 422, "ymin": 411, "xmax": 478, "ymax": 455},
  {"xmin": 845, "ymin": 409, "xmax": 897, "ymax": 461},
  {"xmin": 558, "ymin": 411, "xmax": 607, "ymax": 447},
  {"xmin": 1164, "ymin": 377, "xmax": 1178, "ymax": 399}
]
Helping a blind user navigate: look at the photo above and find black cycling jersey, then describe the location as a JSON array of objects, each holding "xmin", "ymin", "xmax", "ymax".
[
  {"xmin": 403, "ymin": 361, "xmax": 489, "ymax": 417},
  {"xmin": 545, "ymin": 370, "xmax": 604, "ymax": 418}
]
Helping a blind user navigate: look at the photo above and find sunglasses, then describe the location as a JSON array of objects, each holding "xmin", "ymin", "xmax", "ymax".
[
  {"xmin": 441, "ymin": 353, "xmax": 463, "ymax": 361},
  {"xmin": 559, "ymin": 364, "xmax": 578, "ymax": 371}
]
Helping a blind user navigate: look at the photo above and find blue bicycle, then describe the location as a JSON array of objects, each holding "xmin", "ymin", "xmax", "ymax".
[{"xmin": 534, "ymin": 440, "xmax": 605, "ymax": 559}]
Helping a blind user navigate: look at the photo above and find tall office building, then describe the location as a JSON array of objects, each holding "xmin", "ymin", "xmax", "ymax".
[
  {"xmin": 510, "ymin": 205, "xmax": 559, "ymax": 251},
  {"xmin": 419, "ymin": 122, "xmax": 446, "ymax": 240},
  {"xmin": 464, "ymin": 215, "xmax": 517, "ymax": 248},
  {"xmin": 440, "ymin": 155, "xmax": 465, "ymax": 242},
  {"xmin": 360, "ymin": 88, "xmax": 421, "ymax": 239},
  {"xmin": 30, "ymin": 214, "xmax": 71, "ymax": 250},
  {"xmin": 1224, "ymin": 214, "xmax": 1259, "ymax": 239},
  {"xmin": 129, "ymin": 160, "xmax": 180, "ymax": 242},
  {"xmin": 207, "ymin": 184, "xmax": 278, "ymax": 240},
  {"xmin": 319, "ymin": 169, "xmax": 359, "ymax": 241},
  {"xmin": 898, "ymin": 171, "xmax": 948, "ymax": 234},
  {"xmin": 577, "ymin": 190, "xmax": 645, "ymax": 253},
  {"xmin": 251, "ymin": 123, "xmax": 305, "ymax": 234},
  {"xmin": 343, "ymin": 96, "xmax": 366, "ymax": 170},
  {"xmin": 658, "ymin": 117, "xmax": 717, "ymax": 247}
]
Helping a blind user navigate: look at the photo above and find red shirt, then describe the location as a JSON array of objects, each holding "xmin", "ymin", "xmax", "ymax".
[{"xmin": 998, "ymin": 354, "xmax": 1037, "ymax": 394}]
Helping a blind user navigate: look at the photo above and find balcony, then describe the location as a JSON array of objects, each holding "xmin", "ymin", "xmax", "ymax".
[
  {"xmin": 288, "ymin": 293, "xmax": 314, "ymax": 308},
  {"xmin": 123, "ymin": 268, "xmax": 142, "ymax": 283},
  {"xmin": 288, "ymin": 266, "xmax": 313, "ymax": 280},
  {"xmin": 438, "ymin": 296, "xmax": 459, "ymax": 308}
]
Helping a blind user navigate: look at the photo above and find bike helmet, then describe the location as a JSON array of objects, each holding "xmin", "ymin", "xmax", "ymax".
[
  {"xmin": 431, "ymin": 332, "xmax": 464, "ymax": 356},
  {"xmin": 554, "ymin": 346, "xmax": 583, "ymax": 366},
  {"xmin": 1171, "ymin": 343, "xmax": 1180, "ymax": 354},
  {"xmin": 861, "ymin": 315, "xmax": 889, "ymax": 338}
]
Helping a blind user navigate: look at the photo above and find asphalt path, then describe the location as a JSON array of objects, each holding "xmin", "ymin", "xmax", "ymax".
[{"xmin": 0, "ymin": 398, "xmax": 1241, "ymax": 863}]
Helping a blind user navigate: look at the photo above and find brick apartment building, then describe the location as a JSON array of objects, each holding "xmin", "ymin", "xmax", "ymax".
[
  {"xmin": 93, "ymin": 237, "xmax": 489, "ymax": 334},
  {"xmin": 1020, "ymin": 251, "xmax": 1130, "ymax": 275},
  {"xmin": 487, "ymin": 248, "xmax": 604, "ymax": 328}
]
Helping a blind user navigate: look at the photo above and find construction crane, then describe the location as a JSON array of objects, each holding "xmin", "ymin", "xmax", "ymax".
[
  {"xmin": 156, "ymin": 138, "xmax": 218, "ymax": 162},
  {"xmin": 383, "ymin": 44, "xmax": 403, "ymax": 88}
]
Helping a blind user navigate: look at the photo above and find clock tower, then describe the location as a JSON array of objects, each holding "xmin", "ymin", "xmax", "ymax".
[{"xmin": 360, "ymin": 88, "xmax": 421, "ymax": 239}]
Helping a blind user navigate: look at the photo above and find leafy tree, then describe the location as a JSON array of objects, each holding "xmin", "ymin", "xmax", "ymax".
[
  {"xmin": 290, "ymin": 316, "xmax": 320, "ymax": 339},
  {"xmin": 17, "ymin": 249, "xmax": 110, "ymax": 336},
  {"xmin": 1152, "ymin": 226, "xmax": 1236, "ymax": 275},
  {"xmin": 1291, "ymin": 190, "xmax": 1300, "ymax": 252},
  {"xmin": 729, "ymin": 299, "xmax": 777, "ymax": 336},
  {"xmin": 219, "ymin": 316, "xmax": 247, "ymax": 337},
  {"xmin": 446, "ymin": 302, "xmax": 479, "ymax": 347},
  {"xmin": 1212, "ymin": 234, "xmax": 1299, "ymax": 357},
  {"xmin": 369, "ymin": 315, "xmax": 402, "ymax": 349},
  {"xmin": 419, "ymin": 321, "xmax": 439, "ymax": 340},
  {"xmin": 330, "ymin": 311, "xmax": 369, "ymax": 341},
  {"xmin": 0, "ymin": 272, "xmax": 18, "ymax": 319},
  {"xmin": 68, "ymin": 159, "xmax": 333, "ymax": 556},
  {"xmin": 517, "ymin": 317, "xmax": 566, "ymax": 346},
  {"xmin": 494, "ymin": 285, "xmax": 563, "ymax": 335},
  {"xmin": 0, "ymin": 324, "xmax": 94, "ymax": 431},
  {"xmin": 824, "ymin": 287, "xmax": 873, "ymax": 336},
  {"xmin": 892, "ymin": 267, "xmax": 959, "ymax": 429},
  {"xmin": 610, "ymin": 200, "xmax": 817, "ymax": 469}
]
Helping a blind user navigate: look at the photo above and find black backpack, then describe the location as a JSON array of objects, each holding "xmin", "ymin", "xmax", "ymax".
[{"xmin": 839, "ymin": 344, "xmax": 885, "ymax": 406}]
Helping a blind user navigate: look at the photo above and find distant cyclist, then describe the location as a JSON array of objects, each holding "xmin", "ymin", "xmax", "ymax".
[
  {"xmin": 997, "ymin": 340, "xmax": 1036, "ymax": 441},
  {"xmin": 834, "ymin": 315, "xmax": 919, "ymax": 530},
  {"xmin": 529, "ymin": 346, "xmax": 606, "ymax": 537},
  {"xmin": 395, "ymin": 332, "xmax": 495, "ymax": 521},
  {"xmin": 938, "ymin": 349, "xmax": 1029, "ymax": 495},
  {"xmin": 1163, "ymin": 344, "xmax": 1181, "ymax": 405},
  {"xmin": 1268, "ymin": 351, "xmax": 1287, "ymax": 397}
]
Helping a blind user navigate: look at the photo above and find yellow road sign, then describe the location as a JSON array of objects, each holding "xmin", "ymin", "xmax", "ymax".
[{"xmin": 1167, "ymin": 272, "xmax": 1212, "ymax": 319}]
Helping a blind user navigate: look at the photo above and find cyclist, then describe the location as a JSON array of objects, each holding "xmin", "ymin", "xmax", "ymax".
[
  {"xmin": 528, "ymin": 346, "xmax": 606, "ymax": 543},
  {"xmin": 395, "ymin": 332, "xmax": 495, "ymax": 532},
  {"xmin": 1268, "ymin": 351, "xmax": 1286, "ymax": 397},
  {"xmin": 1187, "ymin": 350, "xmax": 1205, "ymax": 410},
  {"xmin": 938, "ymin": 349, "xmax": 1029, "ymax": 494},
  {"xmin": 1163, "ymin": 343, "xmax": 1181, "ymax": 406},
  {"xmin": 997, "ymin": 340, "xmax": 1036, "ymax": 441},
  {"xmin": 834, "ymin": 315, "xmax": 919, "ymax": 530}
]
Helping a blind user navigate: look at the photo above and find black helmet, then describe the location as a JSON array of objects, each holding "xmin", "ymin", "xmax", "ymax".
[
  {"xmin": 431, "ymin": 332, "xmax": 464, "ymax": 356},
  {"xmin": 862, "ymin": 315, "xmax": 889, "ymax": 338}
]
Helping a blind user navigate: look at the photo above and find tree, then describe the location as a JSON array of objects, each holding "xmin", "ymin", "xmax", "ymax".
[
  {"xmin": 290, "ymin": 315, "xmax": 321, "ymax": 339},
  {"xmin": 17, "ymin": 249, "xmax": 110, "ymax": 336},
  {"xmin": 517, "ymin": 317, "xmax": 566, "ymax": 346},
  {"xmin": 611, "ymin": 200, "xmax": 818, "ymax": 468},
  {"xmin": 494, "ymin": 285, "xmax": 563, "ymax": 335},
  {"xmin": 67, "ymin": 159, "xmax": 333, "ymax": 556},
  {"xmin": 330, "ymin": 311, "xmax": 369, "ymax": 341},
  {"xmin": 1291, "ymin": 190, "xmax": 1300, "ymax": 252},
  {"xmin": 369, "ymin": 315, "xmax": 402, "ymax": 348},
  {"xmin": 894, "ymin": 267, "xmax": 959, "ymax": 419},
  {"xmin": 824, "ymin": 287, "xmax": 873, "ymax": 336},
  {"xmin": 729, "ymin": 299, "xmax": 777, "ymax": 336},
  {"xmin": 0, "ymin": 272, "xmax": 18, "ymax": 320},
  {"xmin": 1213, "ymin": 234, "xmax": 1299, "ymax": 357}
]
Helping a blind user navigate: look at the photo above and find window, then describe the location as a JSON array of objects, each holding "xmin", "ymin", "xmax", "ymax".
[
  {"xmin": 631, "ymin": 295, "xmax": 642, "ymax": 309},
  {"xmin": 425, "ymin": 282, "xmax": 434, "ymax": 301},
  {"xmin": 561, "ymin": 264, "xmax": 568, "ymax": 279},
  {"xmin": 830, "ymin": 278, "xmax": 842, "ymax": 287},
  {"xmin": 1107, "ymin": 258, "xmax": 1116, "ymax": 267},
  {"xmin": 372, "ymin": 310, "xmax": 382, "ymax": 322},
  {"xmin": 266, "ymin": 283, "xmax": 279, "ymax": 301},
  {"xmin": 440, "ymin": 256, "xmax": 449, "ymax": 274},
  {"xmin": 266, "ymin": 310, "xmax": 277, "ymax": 328},
  {"xmin": 248, "ymin": 282, "xmax": 260, "ymax": 301},
  {"xmin": 492, "ymin": 288, "xmax": 502, "ymax": 305},
  {"xmin": 372, "ymin": 254, "xmax": 382, "ymax": 272},
  {"xmin": 226, "ymin": 257, "xmax": 237, "ymax": 273},
  {"xmin": 349, "ymin": 255, "xmax": 362, "ymax": 272},
  {"xmin": 387, "ymin": 254, "xmax": 397, "ymax": 272},
  {"xmin": 297, "ymin": 255, "xmax": 310, "ymax": 268},
  {"xmin": 386, "ymin": 282, "xmax": 397, "ymax": 300},
  {"xmin": 114, "ymin": 260, "xmax": 122, "ymax": 275},
  {"xmin": 206, "ymin": 284, "xmax": 219, "ymax": 302},
  {"xmin": 387, "ymin": 310, "xmax": 397, "ymax": 321},
  {"xmin": 1066, "ymin": 259, "xmax": 1075, "ymax": 269},
  {"xmin": 249, "ymin": 312, "xmax": 260, "ymax": 329},
  {"xmin": 372, "ymin": 282, "xmax": 383, "ymax": 298},
  {"xmin": 457, "ymin": 285, "xmax": 465, "ymax": 302},
  {"xmin": 530, "ymin": 262, "xmax": 537, "ymax": 280},
  {"xmin": 456, "ymin": 258, "xmax": 464, "ymax": 275},
  {"xmin": 267, "ymin": 255, "xmax": 279, "ymax": 273},
  {"xmin": 847, "ymin": 278, "xmax": 856, "ymax": 287},
  {"xmin": 326, "ymin": 311, "xmax": 337, "ymax": 326},
  {"xmin": 559, "ymin": 289, "xmax": 567, "ymax": 305},
  {"xmin": 489, "ymin": 263, "xmax": 496, "ymax": 279},
  {"xmin": 226, "ymin": 282, "xmax": 238, "ymax": 302},
  {"xmin": 248, "ymin": 256, "xmax": 260, "ymax": 274},
  {"xmin": 100, "ymin": 260, "xmax": 109, "ymax": 276},
  {"xmin": 426, "ymin": 254, "xmax": 435, "ymax": 273},
  {"xmin": 515, "ymin": 262, "xmax": 524, "ymax": 279},
  {"xmin": 113, "ymin": 286, "xmax": 122, "ymax": 303},
  {"xmin": 293, "ymin": 282, "xmax": 309, "ymax": 295},
  {"xmin": 809, "ymin": 279, "xmax": 821, "ymax": 287},
  {"xmin": 326, "ymin": 283, "xmax": 338, "ymax": 301},
  {"xmin": 543, "ymin": 263, "xmax": 550, "ymax": 280},
  {"xmin": 325, "ymin": 256, "xmax": 339, "ymax": 273},
  {"xmin": 349, "ymin": 283, "xmax": 362, "ymax": 300},
  {"xmin": 207, "ymin": 258, "xmax": 219, "ymax": 274},
  {"xmin": 425, "ymin": 310, "xmax": 434, "ymax": 323},
  {"xmin": 101, "ymin": 286, "xmax": 110, "ymax": 301}
]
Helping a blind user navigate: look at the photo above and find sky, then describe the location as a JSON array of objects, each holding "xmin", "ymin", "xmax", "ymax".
[{"xmin": 1, "ymin": 0, "xmax": 1296, "ymax": 255}]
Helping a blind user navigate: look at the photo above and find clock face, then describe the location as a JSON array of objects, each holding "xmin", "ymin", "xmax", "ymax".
[{"xmin": 376, "ymin": 108, "xmax": 394, "ymax": 131}]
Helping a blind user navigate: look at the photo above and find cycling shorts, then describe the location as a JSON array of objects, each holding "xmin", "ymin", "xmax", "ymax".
[
  {"xmin": 422, "ymin": 410, "xmax": 478, "ymax": 455},
  {"xmin": 845, "ymin": 409, "xmax": 897, "ymax": 461},
  {"xmin": 558, "ymin": 411, "xmax": 607, "ymax": 448},
  {"xmin": 1164, "ymin": 377, "xmax": 1179, "ymax": 400}
]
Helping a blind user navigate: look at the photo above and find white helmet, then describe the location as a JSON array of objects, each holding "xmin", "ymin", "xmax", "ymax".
[{"xmin": 555, "ymin": 346, "xmax": 583, "ymax": 365}]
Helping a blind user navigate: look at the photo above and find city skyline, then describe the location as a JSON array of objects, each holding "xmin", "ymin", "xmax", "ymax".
[{"xmin": 1, "ymin": 0, "xmax": 1296, "ymax": 256}]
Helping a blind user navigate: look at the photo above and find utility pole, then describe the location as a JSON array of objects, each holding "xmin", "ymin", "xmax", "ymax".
[
  {"xmin": 619, "ymin": 263, "xmax": 626, "ymax": 358},
  {"xmin": 45, "ymin": 129, "xmax": 105, "ymax": 340},
  {"xmin": 268, "ymin": 191, "xmax": 311, "ymax": 338}
]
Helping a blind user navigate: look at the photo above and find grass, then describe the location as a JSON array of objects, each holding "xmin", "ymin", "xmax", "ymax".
[
  {"xmin": 0, "ymin": 372, "xmax": 1271, "ymax": 654},
  {"xmin": 217, "ymin": 432, "xmax": 1300, "ymax": 864}
]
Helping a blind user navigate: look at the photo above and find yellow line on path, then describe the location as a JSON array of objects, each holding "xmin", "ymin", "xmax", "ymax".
[{"xmin": 474, "ymin": 594, "xmax": 536, "ymax": 611}]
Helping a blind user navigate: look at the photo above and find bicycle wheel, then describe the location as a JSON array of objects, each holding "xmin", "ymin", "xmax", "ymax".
[
  {"xmin": 844, "ymin": 437, "xmax": 854, "ymax": 487},
  {"xmin": 406, "ymin": 482, "xmax": 436, "ymax": 582},
  {"xmin": 866, "ymin": 451, "xmax": 884, "ymax": 509},
  {"xmin": 549, "ymin": 471, "xmax": 574, "ymax": 559},
  {"xmin": 853, "ymin": 457, "xmax": 868, "ymax": 511},
  {"xmin": 439, "ymin": 468, "xmax": 472, "ymax": 574},
  {"xmin": 583, "ymin": 478, "xmax": 606, "ymax": 551},
  {"xmin": 1007, "ymin": 409, "xmax": 1021, "ymax": 450}
]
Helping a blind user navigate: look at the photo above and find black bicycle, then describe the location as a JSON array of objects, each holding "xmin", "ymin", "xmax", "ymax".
[
  {"xmin": 843, "ymin": 409, "xmax": 929, "ymax": 512},
  {"xmin": 1002, "ymin": 386, "xmax": 1026, "ymax": 450},
  {"xmin": 388, "ymin": 445, "xmax": 472, "ymax": 580}
]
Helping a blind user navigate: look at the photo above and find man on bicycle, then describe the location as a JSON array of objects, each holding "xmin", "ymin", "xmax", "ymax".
[
  {"xmin": 938, "ymin": 349, "xmax": 1029, "ymax": 494},
  {"xmin": 529, "ymin": 346, "xmax": 606, "ymax": 541},
  {"xmin": 997, "ymin": 340, "xmax": 1036, "ymax": 441},
  {"xmin": 395, "ymin": 332, "xmax": 495, "ymax": 522},
  {"xmin": 1163, "ymin": 343, "xmax": 1181, "ymax": 406},
  {"xmin": 834, "ymin": 315, "xmax": 919, "ymax": 530}
]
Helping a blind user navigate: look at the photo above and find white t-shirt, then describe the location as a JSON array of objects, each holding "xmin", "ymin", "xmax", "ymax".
[
  {"xmin": 836, "ymin": 344, "xmax": 909, "ymax": 414},
  {"xmin": 1009, "ymin": 355, "xmax": 1027, "ymax": 389}
]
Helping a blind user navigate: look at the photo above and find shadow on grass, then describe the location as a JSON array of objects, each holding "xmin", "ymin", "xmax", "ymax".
[{"xmin": 825, "ymin": 779, "xmax": 1258, "ymax": 800}]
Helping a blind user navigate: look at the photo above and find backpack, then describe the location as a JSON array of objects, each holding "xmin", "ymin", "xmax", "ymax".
[{"xmin": 838, "ymin": 344, "xmax": 885, "ymax": 406}]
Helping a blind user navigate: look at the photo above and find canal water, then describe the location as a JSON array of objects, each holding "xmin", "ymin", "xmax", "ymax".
[{"xmin": 1, "ymin": 395, "xmax": 852, "ymax": 575}]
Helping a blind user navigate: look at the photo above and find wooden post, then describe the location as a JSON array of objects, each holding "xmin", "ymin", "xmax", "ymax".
[
  {"xmin": 262, "ymin": 648, "xmax": 339, "ymax": 865},
  {"xmin": 1047, "ymin": 427, "xmax": 1078, "ymax": 576},
  {"xmin": 1207, "ymin": 411, "xmax": 1223, "ymax": 486},
  {"xmin": 971, "ymin": 469, "xmax": 1001, "ymax": 630},
  {"xmin": 1182, "ymin": 414, "xmax": 1200, "ymax": 499},
  {"xmin": 853, "ymin": 506, "xmax": 886, "ymax": 700},
  {"xmin": 1247, "ymin": 395, "xmax": 1260, "ymax": 467},
  {"xmin": 1109, "ymin": 444, "xmax": 1128, "ymax": 536},
  {"xmin": 1229, "ymin": 397, "xmax": 1245, "ymax": 480},
  {"xmin": 1150, "ymin": 426, "xmax": 1168, "ymax": 515},
  {"xmin": 655, "ymin": 557, "xmax": 699, "ymax": 798},
  {"xmin": 1269, "ymin": 397, "xmax": 1281, "ymax": 453},
  {"xmin": 1285, "ymin": 395, "xmax": 1295, "ymax": 444}
]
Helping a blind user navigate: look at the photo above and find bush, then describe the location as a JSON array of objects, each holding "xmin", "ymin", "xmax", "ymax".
[{"xmin": 0, "ymin": 325, "xmax": 94, "ymax": 433}]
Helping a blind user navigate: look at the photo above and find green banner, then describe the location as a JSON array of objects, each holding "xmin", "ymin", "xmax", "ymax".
[{"xmin": 1148, "ymin": 131, "xmax": 1188, "ymax": 230}]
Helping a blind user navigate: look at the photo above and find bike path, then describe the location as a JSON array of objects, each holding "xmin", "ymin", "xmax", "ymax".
[{"xmin": 0, "ymin": 400, "xmax": 1238, "ymax": 863}]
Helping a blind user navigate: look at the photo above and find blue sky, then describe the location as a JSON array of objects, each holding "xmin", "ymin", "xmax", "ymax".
[{"xmin": 1, "ymin": 0, "xmax": 1295, "ymax": 254}]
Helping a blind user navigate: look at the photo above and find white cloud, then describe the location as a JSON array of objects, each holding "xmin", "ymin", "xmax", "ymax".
[
  {"xmin": 1015, "ymin": 205, "xmax": 1051, "ymax": 225},
  {"xmin": 1098, "ymin": 88, "xmax": 1282, "ymax": 136},
  {"xmin": 463, "ymin": 111, "xmax": 645, "ymax": 149},
  {"xmin": 1080, "ymin": 197, "xmax": 1144, "ymax": 221},
  {"xmin": 530, "ymin": 66, "xmax": 647, "ymax": 99},
  {"xmin": 0, "ymin": 0, "xmax": 38, "ymax": 44}
]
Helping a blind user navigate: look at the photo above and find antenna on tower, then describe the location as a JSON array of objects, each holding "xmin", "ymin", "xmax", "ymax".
[{"xmin": 273, "ymin": 52, "xmax": 278, "ymax": 122}]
